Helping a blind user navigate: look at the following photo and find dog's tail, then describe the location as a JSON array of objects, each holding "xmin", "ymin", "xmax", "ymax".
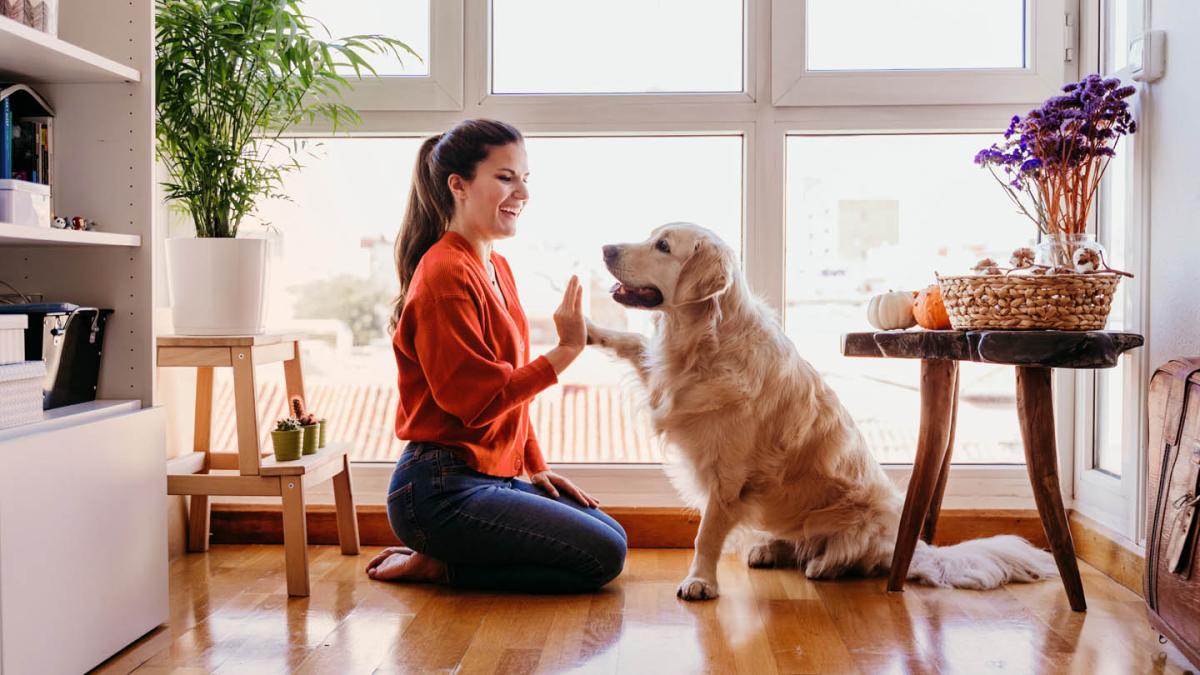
[{"xmin": 906, "ymin": 535, "xmax": 1058, "ymax": 589}]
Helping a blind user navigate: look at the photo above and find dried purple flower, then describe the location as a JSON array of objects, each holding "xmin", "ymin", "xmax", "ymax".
[{"xmin": 975, "ymin": 73, "xmax": 1137, "ymax": 238}]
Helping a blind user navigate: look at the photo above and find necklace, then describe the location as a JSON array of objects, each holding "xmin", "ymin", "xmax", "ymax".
[{"xmin": 486, "ymin": 260, "xmax": 506, "ymax": 307}]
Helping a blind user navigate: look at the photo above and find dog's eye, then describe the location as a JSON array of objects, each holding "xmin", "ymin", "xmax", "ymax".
[{"xmin": 655, "ymin": 239, "xmax": 671, "ymax": 254}]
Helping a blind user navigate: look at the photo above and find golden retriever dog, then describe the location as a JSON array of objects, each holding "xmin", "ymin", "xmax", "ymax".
[{"xmin": 587, "ymin": 222, "xmax": 1057, "ymax": 601}]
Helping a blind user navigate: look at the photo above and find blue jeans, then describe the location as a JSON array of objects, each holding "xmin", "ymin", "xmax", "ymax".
[{"xmin": 386, "ymin": 442, "xmax": 627, "ymax": 592}]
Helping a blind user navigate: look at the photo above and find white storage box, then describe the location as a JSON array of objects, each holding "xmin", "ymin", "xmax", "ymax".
[
  {"xmin": 0, "ymin": 179, "xmax": 51, "ymax": 228},
  {"xmin": 0, "ymin": 315, "xmax": 26, "ymax": 365},
  {"xmin": 0, "ymin": 360, "xmax": 45, "ymax": 429}
]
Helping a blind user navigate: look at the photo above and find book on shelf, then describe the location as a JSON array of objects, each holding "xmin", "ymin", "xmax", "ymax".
[
  {"xmin": 1, "ymin": 85, "xmax": 53, "ymax": 186},
  {"xmin": 0, "ymin": 84, "xmax": 53, "ymax": 202},
  {"xmin": 1, "ymin": 94, "xmax": 10, "ymax": 180},
  {"xmin": 16, "ymin": 115, "xmax": 51, "ymax": 185}
]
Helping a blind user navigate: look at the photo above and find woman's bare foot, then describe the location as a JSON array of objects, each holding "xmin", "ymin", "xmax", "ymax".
[{"xmin": 365, "ymin": 547, "xmax": 448, "ymax": 583}]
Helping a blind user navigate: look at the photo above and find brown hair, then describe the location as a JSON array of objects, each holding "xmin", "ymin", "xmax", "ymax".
[{"xmin": 389, "ymin": 119, "xmax": 524, "ymax": 332}]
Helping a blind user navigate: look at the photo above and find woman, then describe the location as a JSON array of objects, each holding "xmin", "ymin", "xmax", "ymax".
[{"xmin": 366, "ymin": 119, "xmax": 627, "ymax": 592}]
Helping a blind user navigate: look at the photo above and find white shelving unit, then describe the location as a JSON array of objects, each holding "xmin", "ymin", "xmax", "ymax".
[{"xmin": 0, "ymin": 4, "xmax": 166, "ymax": 674}]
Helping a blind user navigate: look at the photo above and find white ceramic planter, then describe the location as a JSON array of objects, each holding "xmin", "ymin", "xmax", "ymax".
[{"xmin": 165, "ymin": 237, "xmax": 268, "ymax": 335}]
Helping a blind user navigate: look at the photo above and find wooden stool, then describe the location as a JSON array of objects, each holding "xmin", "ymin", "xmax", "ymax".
[
  {"xmin": 159, "ymin": 333, "xmax": 361, "ymax": 596},
  {"xmin": 842, "ymin": 329, "xmax": 1144, "ymax": 612}
]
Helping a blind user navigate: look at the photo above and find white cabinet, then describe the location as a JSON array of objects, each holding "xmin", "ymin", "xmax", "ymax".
[{"xmin": 0, "ymin": 405, "xmax": 166, "ymax": 674}]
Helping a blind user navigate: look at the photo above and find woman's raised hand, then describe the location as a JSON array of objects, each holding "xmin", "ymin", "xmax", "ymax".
[{"xmin": 554, "ymin": 275, "xmax": 586, "ymax": 350}]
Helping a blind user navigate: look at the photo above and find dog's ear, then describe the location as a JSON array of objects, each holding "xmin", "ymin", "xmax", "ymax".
[{"xmin": 677, "ymin": 239, "xmax": 731, "ymax": 305}]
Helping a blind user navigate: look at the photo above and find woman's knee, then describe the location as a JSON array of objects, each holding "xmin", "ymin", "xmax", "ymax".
[
  {"xmin": 588, "ymin": 527, "xmax": 628, "ymax": 586},
  {"xmin": 605, "ymin": 514, "xmax": 628, "ymax": 544}
]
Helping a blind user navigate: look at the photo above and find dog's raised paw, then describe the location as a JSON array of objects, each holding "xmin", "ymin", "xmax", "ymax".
[{"xmin": 676, "ymin": 576, "xmax": 719, "ymax": 601}]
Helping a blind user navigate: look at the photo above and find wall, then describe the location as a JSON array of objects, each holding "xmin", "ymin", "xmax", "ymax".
[{"xmin": 1147, "ymin": 0, "xmax": 1200, "ymax": 367}]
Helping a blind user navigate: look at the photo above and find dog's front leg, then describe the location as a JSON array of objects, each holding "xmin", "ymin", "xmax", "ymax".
[
  {"xmin": 677, "ymin": 494, "xmax": 740, "ymax": 601},
  {"xmin": 586, "ymin": 319, "xmax": 651, "ymax": 385}
]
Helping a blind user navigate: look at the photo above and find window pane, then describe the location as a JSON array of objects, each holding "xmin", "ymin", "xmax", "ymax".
[
  {"xmin": 786, "ymin": 135, "xmax": 1028, "ymax": 464},
  {"xmin": 302, "ymin": 0, "xmax": 430, "ymax": 76},
  {"xmin": 492, "ymin": 0, "xmax": 743, "ymax": 94},
  {"xmin": 1096, "ymin": 149, "xmax": 1129, "ymax": 475},
  {"xmin": 1104, "ymin": 0, "xmax": 1130, "ymax": 74},
  {"xmin": 214, "ymin": 136, "xmax": 741, "ymax": 464},
  {"xmin": 515, "ymin": 136, "xmax": 743, "ymax": 462},
  {"xmin": 806, "ymin": 0, "xmax": 1026, "ymax": 71}
]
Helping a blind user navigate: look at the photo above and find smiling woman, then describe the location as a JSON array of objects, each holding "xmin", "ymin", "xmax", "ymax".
[{"xmin": 367, "ymin": 118, "xmax": 632, "ymax": 593}]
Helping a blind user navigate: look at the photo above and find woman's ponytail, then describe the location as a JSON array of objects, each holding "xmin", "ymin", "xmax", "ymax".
[{"xmin": 389, "ymin": 135, "xmax": 447, "ymax": 333}]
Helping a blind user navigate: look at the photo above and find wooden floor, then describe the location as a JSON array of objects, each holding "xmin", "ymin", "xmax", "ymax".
[{"xmin": 98, "ymin": 545, "xmax": 1193, "ymax": 674}]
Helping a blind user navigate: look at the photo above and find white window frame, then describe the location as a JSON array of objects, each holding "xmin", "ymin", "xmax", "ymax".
[
  {"xmin": 275, "ymin": 0, "xmax": 1090, "ymax": 510},
  {"xmin": 1071, "ymin": 0, "xmax": 1149, "ymax": 544},
  {"xmin": 336, "ymin": 0, "xmax": 464, "ymax": 111},
  {"xmin": 771, "ymin": 0, "xmax": 1072, "ymax": 107}
]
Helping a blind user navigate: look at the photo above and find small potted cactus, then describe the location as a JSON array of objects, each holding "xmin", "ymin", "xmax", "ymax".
[
  {"xmin": 271, "ymin": 417, "xmax": 303, "ymax": 461},
  {"xmin": 291, "ymin": 396, "xmax": 320, "ymax": 455}
]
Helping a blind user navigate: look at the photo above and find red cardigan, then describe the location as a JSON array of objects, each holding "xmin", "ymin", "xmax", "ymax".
[{"xmin": 393, "ymin": 231, "xmax": 557, "ymax": 477}]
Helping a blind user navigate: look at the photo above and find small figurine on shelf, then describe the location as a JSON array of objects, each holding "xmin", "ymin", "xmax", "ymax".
[{"xmin": 50, "ymin": 216, "xmax": 96, "ymax": 231}]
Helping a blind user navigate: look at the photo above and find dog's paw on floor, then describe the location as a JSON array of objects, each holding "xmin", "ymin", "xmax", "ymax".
[
  {"xmin": 676, "ymin": 576, "xmax": 720, "ymax": 601},
  {"xmin": 747, "ymin": 544, "xmax": 779, "ymax": 568},
  {"xmin": 746, "ymin": 540, "xmax": 799, "ymax": 569}
]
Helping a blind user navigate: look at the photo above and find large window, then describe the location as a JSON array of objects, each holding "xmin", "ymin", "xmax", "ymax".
[
  {"xmin": 785, "ymin": 134, "xmax": 1028, "ymax": 464},
  {"xmin": 185, "ymin": 0, "xmax": 1114, "ymax": 506}
]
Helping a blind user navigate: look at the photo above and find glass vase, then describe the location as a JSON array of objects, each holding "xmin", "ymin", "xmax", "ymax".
[{"xmin": 1034, "ymin": 233, "xmax": 1107, "ymax": 273}]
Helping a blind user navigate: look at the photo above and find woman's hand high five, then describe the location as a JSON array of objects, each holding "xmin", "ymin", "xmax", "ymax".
[{"xmin": 554, "ymin": 275, "xmax": 586, "ymax": 350}]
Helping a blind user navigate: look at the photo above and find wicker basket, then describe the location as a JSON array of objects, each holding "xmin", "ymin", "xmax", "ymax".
[{"xmin": 938, "ymin": 273, "xmax": 1122, "ymax": 331}]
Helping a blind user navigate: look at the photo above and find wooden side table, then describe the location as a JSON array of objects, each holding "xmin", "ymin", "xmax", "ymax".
[
  {"xmin": 842, "ymin": 329, "xmax": 1143, "ymax": 612},
  {"xmin": 158, "ymin": 333, "xmax": 361, "ymax": 596}
]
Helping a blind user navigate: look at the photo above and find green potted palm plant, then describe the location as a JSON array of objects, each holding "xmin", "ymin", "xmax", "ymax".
[{"xmin": 155, "ymin": 0, "xmax": 415, "ymax": 335}]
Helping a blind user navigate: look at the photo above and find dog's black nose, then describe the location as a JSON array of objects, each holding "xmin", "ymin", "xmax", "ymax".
[{"xmin": 602, "ymin": 245, "xmax": 619, "ymax": 263}]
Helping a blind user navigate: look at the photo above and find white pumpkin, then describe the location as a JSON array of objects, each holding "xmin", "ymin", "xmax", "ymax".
[{"xmin": 867, "ymin": 291, "xmax": 917, "ymax": 330}]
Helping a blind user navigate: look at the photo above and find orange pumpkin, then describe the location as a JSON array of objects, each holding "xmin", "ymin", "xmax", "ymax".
[{"xmin": 913, "ymin": 284, "xmax": 951, "ymax": 330}]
